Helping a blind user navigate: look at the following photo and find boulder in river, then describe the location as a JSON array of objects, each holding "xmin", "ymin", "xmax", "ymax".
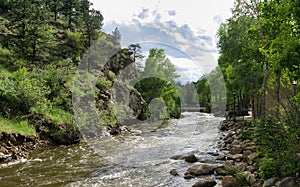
[
  {"xmin": 184, "ymin": 154, "xmax": 198, "ymax": 163},
  {"xmin": 192, "ymin": 178, "xmax": 217, "ymax": 187},
  {"xmin": 185, "ymin": 163, "xmax": 222, "ymax": 176},
  {"xmin": 170, "ymin": 169, "xmax": 180, "ymax": 176}
]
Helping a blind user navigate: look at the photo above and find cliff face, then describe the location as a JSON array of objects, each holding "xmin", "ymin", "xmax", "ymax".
[{"xmin": 94, "ymin": 49, "xmax": 145, "ymax": 135}]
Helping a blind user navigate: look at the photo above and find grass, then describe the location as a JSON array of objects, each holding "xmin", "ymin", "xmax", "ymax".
[
  {"xmin": 0, "ymin": 117, "xmax": 36, "ymax": 135},
  {"xmin": 44, "ymin": 108, "xmax": 74, "ymax": 125}
]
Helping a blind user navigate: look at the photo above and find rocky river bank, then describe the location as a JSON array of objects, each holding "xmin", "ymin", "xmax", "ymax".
[
  {"xmin": 170, "ymin": 119, "xmax": 300, "ymax": 187},
  {"xmin": 0, "ymin": 131, "xmax": 48, "ymax": 163}
]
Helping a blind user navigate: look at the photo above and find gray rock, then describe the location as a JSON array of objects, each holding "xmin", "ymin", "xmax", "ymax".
[
  {"xmin": 215, "ymin": 167, "xmax": 227, "ymax": 175},
  {"xmin": 247, "ymin": 152, "xmax": 259, "ymax": 164},
  {"xmin": 276, "ymin": 177, "xmax": 300, "ymax": 187},
  {"xmin": 170, "ymin": 155, "xmax": 183, "ymax": 160},
  {"xmin": 244, "ymin": 171, "xmax": 256, "ymax": 185},
  {"xmin": 222, "ymin": 175, "xmax": 239, "ymax": 187},
  {"xmin": 170, "ymin": 169, "xmax": 180, "ymax": 176},
  {"xmin": 184, "ymin": 173, "xmax": 195, "ymax": 179},
  {"xmin": 227, "ymin": 154, "xmax": 243, "ymax": 160},
  {"xmin": 263, "ymin": 177, "xmax": 277, "ymax": 187},
  {"xmin": 236, "ymin": 162, "xmax": 247, "ymax": 172},
  {"xmin": 185, "ymin": 164, "xmax": 222, "ymax": 176},
  {"xmin": 192, "ymin": 178, "xmax": 217, "ymax": 187},
  {"xmin": 243, "ymin": 150, "xmax": 253, "ymax": 158},
  {"xmin": 230, "ymin": 145, "xmax": 243, "ymax": 154},
  {"xmin": 216, "ymin": 154, "xmax": 226, "ymax": 160},
  {"xmin": 184, "ymin": 154, "xmax": 198, "ymax": 163}
]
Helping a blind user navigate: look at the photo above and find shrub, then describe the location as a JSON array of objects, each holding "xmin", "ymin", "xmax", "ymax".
[{"xmin": 255, "ymin": 116, "xmax": 300, "ymax": 179}]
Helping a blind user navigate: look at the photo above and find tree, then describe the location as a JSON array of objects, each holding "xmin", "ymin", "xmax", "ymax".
[
  {"xmin": 8, "ymin": 0, "xmax": 53, "ymax": 65},
  {"xmin": 135, "ymin": 48, "xmax": 181, "ymax": 119},
  {"xmin": 195, "ymin": 76, "xmax": 211, "ymax": 112},
  {"xmin": 45, "ymin": 0, "xmax": 63, "ymax": 21},
  {"xmin": 61, "ymin": 0, "xmax": 80, "ymax": 29},
  {"xmin": 80, "ymin": 0, "xmax": 103, "ymax": 48},
  {"xmin": 107, "ymin": 27, "xmax": 121, "ymax": 46},
  {"xmin": 128, "ymin": 43, "xmax": 144, "ymax": 68}
]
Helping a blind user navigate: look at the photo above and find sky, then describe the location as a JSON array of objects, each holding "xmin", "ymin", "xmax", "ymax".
[{"xmin": 90, "ymin": 0, "xmax": 235, "ymax": 83}]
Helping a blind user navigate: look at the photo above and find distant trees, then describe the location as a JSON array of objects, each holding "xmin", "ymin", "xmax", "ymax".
[{"xmin": 194, "ymin": 77, "xmax": 211, "ymax": 112}]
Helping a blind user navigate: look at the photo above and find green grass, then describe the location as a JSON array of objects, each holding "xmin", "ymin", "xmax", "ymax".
[
  {"xmin": 44, "ymin": 108, "xmax": 74, "ymax": 125},
  {"xmin": 0, "ymin": 117, "xmax": 36, "ymax": 135}
]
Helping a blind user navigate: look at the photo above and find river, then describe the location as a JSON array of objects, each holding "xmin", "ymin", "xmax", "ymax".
[{"xmin": 0, "ymin": 112, "xmax": 224, "ymax": 187}]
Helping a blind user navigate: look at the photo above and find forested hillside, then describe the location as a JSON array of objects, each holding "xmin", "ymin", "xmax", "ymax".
[
  {"xmin": 0, "ymin": 0, "xmax": 183, "ymax": 144},
  {"xmin": 0, "ymin": 0, "xmax": 130, "ymax": 143}
]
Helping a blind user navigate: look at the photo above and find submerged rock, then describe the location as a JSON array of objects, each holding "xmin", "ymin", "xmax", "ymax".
[{"xmin": 170, "ymin": 169, "xmax": 180, "ymax": 176}]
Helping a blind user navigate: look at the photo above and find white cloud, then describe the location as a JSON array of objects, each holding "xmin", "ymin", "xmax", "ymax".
[
  {"xmin": 137, "ymin": 8, "xmax": 150, "ymax": 19},
  {"xmin": 91, "ymin": 0, "xmax": 234, "ymax": 34},
  {"xmin": 168, "ymin": 10, "xmax": 176, "ymax": 17},
  {"xmin": 90, "ymin": 0, "xmax": 234, "ymax": 83}
]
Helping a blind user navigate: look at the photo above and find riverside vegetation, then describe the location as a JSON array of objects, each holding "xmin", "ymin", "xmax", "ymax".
[
  {"xmin": 0, "ymin": 0, "xmax": 300, "ymax": 186},
  {"xmin": 0, "ymin": 0, "xmax": 182, "ymax": 162}
]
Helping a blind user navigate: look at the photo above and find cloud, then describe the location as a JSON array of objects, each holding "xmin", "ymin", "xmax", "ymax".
[
  {"xmin": 102, "ymin": 7, "xmax": 219, "ymax": 83},
  {"xmin": 213, "ymin": 15, "xmax": 223, "ymax": 25},
  {"xmin": 168, "ymin": 10, "xmax": 176, "ymax": 16},
  {"xmin": 138, "ymin": 8, "xmax": 150, "ymax": 19}
]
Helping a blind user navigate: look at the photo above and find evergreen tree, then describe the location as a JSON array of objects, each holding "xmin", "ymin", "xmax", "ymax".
[{"xmin": 8, "ymin": 0, "xmax": 53, "ymax": 65}]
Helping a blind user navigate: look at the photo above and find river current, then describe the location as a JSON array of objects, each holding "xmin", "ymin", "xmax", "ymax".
[{"xmin": 0, "ymin": 112, "xmax": 224, "ymax": 187}]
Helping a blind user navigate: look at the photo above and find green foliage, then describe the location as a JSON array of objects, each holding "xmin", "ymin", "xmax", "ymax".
[
  {"xmin": 218, "ymin": 0, "xmax": 299, "ymax": 118},
  {"xmin": 0, "ymin": 117, "xmax": 36, "ymax": 135},
  {"xmin": 255, "ymin": 116, "xmax": 300, "ymax": 179},
  {"xmin": 0, "ymin": 67, "xmax": 49, "ymax": 116},
  {"xmin": 98, "ymin": 107, "xmax": 118, "ymax": 126},
  {"xmin": 217, "ymin": 0, "xmax": 300, "ymax": 180},
  {"xmin": 195, "ymin": 76, "xmax": 211, "ymax": 112},
  {"xmin": 135, "ymin": 48, "xmax": 181, "ymax": 120},
  {"xmin": 97, "ymin": 76, "xmax": 112, "ymax": 90},
  {"xmin": 225, "ymin": 166, "xmax": 249, "ymax": 186},
  {"xmin": 39, "ymin": 60, "xmax": 76, "ymax": 111}
]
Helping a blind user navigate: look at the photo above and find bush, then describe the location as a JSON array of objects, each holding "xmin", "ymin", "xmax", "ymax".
[
  {"xmin": 255, "ymin": 116, "xmax": 300, "ymax": 179},
  {"xmin": 0, "ymin": 67, "xmax": 49, "ymax": 116}
]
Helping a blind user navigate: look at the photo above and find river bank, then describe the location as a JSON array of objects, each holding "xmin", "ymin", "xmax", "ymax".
[
  {"xmin": 216, "ymin": 119, "xmax": 300, "ymax": 187},
  {"xmin": 0, "ymin": 131, "xmax": 48, "ymax": 163},
  {"xmin": 169, "ymin": 118, "xmax": 300, "ymax": 187}
]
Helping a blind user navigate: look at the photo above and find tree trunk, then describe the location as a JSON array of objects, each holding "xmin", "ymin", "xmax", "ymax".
[
  {"xmin": 275, "ymin": 72, "xmax": 281, "ymax": 104},
  {"xmin": 251, "ymin": 95, "xmax": 255, "ymax": 119},
  {"xmin": 54, "ymin": 1, "xmax": 58, "ymax": 21},
  {"xmin": 261, "ymin": 59, "xmax": 269, "ymax": 119}
]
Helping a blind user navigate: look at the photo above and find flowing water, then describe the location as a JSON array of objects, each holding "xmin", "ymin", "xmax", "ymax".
[{"xmin": 0, "ymin": 112, "xmax": 224, "ymax": 187}]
